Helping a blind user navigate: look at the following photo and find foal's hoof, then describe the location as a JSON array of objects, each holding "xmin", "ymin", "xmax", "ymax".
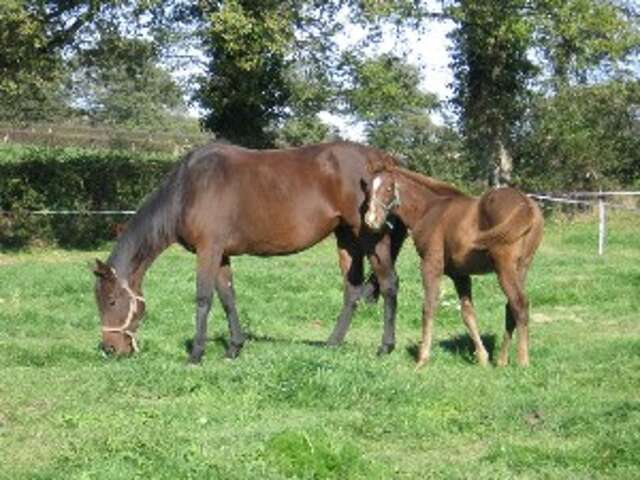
[
  {"xmin": 224, "ymin": 343, "xmax": 243, "ymax": 359},
  {"xmin": 376, "ymin": 343, "xmax": 395, "ymax": 356}
]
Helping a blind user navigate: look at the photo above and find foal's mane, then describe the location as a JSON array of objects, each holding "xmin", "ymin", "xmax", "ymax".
[{"xmin": 394, "ymin": 167, "xmax": 467, "ymax": 198}]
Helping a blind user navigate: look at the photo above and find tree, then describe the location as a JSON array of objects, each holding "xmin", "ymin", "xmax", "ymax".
[
  {"xmin": 70, "ymin": 34, "xmax": 187, "ymax": 129},
  {"xmin": 448, "ymin": 0, "xmax": 536, "ymax": 186},
  {"xmin": 0, "ymin": 0, "xmax": 119, "ymax": 122},
  {"xmin": 514, "ymin": 79, "xmax": 640, "ymax": 191}
]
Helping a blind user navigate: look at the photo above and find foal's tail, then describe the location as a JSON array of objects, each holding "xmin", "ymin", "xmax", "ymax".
[{"xmin": 474, "ymin": 193, "xmax": 534, "ymax": 249}]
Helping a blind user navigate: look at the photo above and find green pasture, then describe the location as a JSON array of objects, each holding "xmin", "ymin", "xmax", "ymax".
[{"xmin": 1, "ymin": 213, "xmax": 639, "ymax": 479}]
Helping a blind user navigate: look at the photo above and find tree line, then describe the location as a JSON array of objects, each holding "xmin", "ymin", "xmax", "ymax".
[{"xmin": 1, "ymin": 0, "xmax": 639, "ymax": 190}]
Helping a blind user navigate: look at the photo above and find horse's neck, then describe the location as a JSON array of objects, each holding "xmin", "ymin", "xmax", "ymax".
[
  {"xmin": 108, "ymin": 228, "xmax": 170, "ymax": 294},
  {"xmin": 395, "ymin": 177, "xmax": 444, "ymax": 228}
]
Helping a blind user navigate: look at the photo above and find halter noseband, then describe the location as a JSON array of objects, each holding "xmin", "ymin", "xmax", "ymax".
[
  {"xmin": 102, "ymin": 281, "xmax": 145, "ymax": 353},
  {"xmin": 372, "ymin": 181, "xmax": 401, "ymax": 215}
]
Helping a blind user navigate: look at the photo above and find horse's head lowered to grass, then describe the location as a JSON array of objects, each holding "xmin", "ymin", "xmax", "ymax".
[{"xmin": 91, "ymin": 259, "xmax": 145, "ymax": 356}]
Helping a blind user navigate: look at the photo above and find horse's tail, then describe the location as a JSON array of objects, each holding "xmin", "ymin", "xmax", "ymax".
[{"xmin": 474, "ymin": 195, "xmax": 534, "ymax": 249}]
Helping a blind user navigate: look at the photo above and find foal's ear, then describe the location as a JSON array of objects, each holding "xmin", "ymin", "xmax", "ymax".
[
  {"xmin": 90, "ymin": 259, "xmax": 116, "ymax": 280},
  {"xmin": 367, "ymin": 153, "xmax": 396, "ymax": 174}
]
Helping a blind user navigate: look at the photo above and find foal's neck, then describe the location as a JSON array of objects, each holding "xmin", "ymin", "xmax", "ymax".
[{"xmin": 394, "ymin": 172, "xmax": 465, "ymax": 228}]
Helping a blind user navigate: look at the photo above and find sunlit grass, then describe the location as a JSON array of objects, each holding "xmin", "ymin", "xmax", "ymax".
[{"xmin": 1, "ymin": 211, "xmax": 639, "ymax": 478}]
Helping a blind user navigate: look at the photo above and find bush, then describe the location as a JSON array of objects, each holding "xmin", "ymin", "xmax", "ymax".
[{"xmin": 0, "ymin": 145, "xmax": 176, "ymax": 248}]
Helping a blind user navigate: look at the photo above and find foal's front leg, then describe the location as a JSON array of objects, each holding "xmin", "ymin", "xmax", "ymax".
[
  {"xmin": 190, "ymin": 247, "xmax": 222, "ymax": 364},
  {"xmin": 417, "ymin": 258, "xmax": 443, "ymax": 369}
]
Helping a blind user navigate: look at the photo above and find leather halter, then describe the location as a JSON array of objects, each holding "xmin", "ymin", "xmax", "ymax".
[{"xmin": 101, "ymin": 281, "xmax": 145, "ymax": 353}]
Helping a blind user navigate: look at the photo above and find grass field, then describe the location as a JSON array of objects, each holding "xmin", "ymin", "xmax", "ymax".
[{"xmin": 1, "ymin": 212, "xmax": 639, "ymax": 479}]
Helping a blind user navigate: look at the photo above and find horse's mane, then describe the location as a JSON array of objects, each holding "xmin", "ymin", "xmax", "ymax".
[
  {"xmin": 108, "ymin": 157, "xmax": 187, "ymax": 276},
  {"xmin": 395, "ymin": 167, "xmax": 467, "ymax": 198}
]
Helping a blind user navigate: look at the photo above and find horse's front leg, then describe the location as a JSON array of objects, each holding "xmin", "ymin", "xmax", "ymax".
[
  {"xmin": 215, "ymin": 256, "xmax": 245, "ymax": 359},
  {"xmin": 417, "ymin": 258, "xmax": 442, "ymax": 369},
  {"xmin": 190, "ymin": 247, "xmax": 223, "ymax": 364},
  {"xmin": 361, "ymin": 220, "xmax": 407, "ymax": 304}
]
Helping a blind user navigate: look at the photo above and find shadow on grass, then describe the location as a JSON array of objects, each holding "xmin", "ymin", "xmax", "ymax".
[
  {"xmin": 184, "ymin": 333, "xmax": 328, "ymax": 355},
  {"xmin": 405, "ymin": 333, "xmax": 497, "ymax": 364}
]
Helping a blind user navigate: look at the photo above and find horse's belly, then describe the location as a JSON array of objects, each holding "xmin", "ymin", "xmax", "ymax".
[{"xmin": 226, "ymin": 216, "xmax": 340, "ymax": 256}]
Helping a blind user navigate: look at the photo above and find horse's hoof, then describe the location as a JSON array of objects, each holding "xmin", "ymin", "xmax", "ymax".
[
  {"xmin": 187, "ymin": 354, "xmax": 203, "ymax": 365},
  {"xmin": 224, "ymin": 343, "xmax": 243, "ymax": 359},
  {"xmin": 376, "ymin": 344, "xmax": 395, "ymax": 356},
  {"xmin": 325, "ymin": 337, "xmax": 343, "ymax": 348}
]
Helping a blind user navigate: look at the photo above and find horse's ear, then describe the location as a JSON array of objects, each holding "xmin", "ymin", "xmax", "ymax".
[{"xmin": 91, "ymin": 259, "xmax": 115, "ymax": 280}]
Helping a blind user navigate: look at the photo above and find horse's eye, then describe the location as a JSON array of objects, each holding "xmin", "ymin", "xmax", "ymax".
[
  {"xmin": 108, "ymin": 297, "xmax": 116, "ymax": 306},
  {"xmin": 386, "ymin": 187, "xmax": 392, "ymax": 192}
]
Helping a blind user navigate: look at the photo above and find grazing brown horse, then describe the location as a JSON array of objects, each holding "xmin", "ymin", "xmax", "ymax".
[
  {"xmin": 92, "ymin": 141, "xmax": 407, "ymax": 363},
  {"xmin": 364, "ymin": 164, "xmax": 543, "ymax": 369}
]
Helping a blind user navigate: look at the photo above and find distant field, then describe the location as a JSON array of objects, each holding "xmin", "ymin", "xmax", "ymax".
[{"xmin": 1, "ymin": 212, "xmax": 639, "ymax": 479}]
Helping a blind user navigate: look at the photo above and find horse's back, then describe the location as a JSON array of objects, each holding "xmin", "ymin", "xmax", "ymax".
[{"xmin": 177, "ymin": 142, "xmax": 381, "ymax": 255}]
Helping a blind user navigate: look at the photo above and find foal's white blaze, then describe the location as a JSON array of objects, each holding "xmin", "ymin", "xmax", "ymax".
[
  {"xmin": 372, "ymin": 176, "xmax": 382, "ymax": 194},
  {"xmin": 366, "ymin": 176, "xmax": 383, "ymax": 227}
]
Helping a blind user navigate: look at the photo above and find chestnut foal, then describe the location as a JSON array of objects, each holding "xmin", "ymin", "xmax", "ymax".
[{"xmin": 365, "ymin": 166, "xmax": 543, "ymax": 369}]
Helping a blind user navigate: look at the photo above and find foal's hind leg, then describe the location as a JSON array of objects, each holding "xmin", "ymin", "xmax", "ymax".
[
  {"xmin": 190, "ymin": 247, "xmax": 223, "ymax": 364},
  {"xmin": 452, "ymin": 275, "xmax": 489, "ymax": 366},
  {"xmin": 215, "ymin": 256, "xmax": 245, "ymax": 359},
  {"xmin": 417, "ymin": 258, "xmax": 443, "ymax": 369},
  {"xmin": 496, "ymin": 264, "xmax": 530, "ymax": 367},
  {"xmin": 326, "ymin": 228, "xmax": 364, "ymax": 346}
]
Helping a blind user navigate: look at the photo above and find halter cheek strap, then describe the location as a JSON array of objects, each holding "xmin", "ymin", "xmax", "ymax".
[
  {"xmin": 102, "ymin": 282, "xmax": 145, "ymax": 353},
  {"xmin": 372, "ymin": 183, "xmax": 401, "ymax": 215}
]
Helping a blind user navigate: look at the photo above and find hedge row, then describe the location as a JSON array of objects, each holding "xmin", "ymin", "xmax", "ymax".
[{"xmin": 0, "ymin": 145, "xmax": 177, "ymax": 248}]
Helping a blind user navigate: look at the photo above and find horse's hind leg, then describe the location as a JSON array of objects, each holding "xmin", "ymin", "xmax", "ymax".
[
  {"xmin": 452, "ymin": 275, "xmax": 489, "ymax": 366},
  {"xmin": 215, "ymin": 256, "xmax": 245, "ymax": 359},
  {"xmin": 496, "ymin": 264, "xmax": 530, "ymax": 367},
  {"xmin": 190, "ymin": 247, "xmax": 223, "ymax": 364},
  {"xmin": 367, "ymin": 235, "xmax": 400, "ymax": 356},
  {"xmin": 326, "ymin": 228, "xmax": 364, "ymax": 346}
]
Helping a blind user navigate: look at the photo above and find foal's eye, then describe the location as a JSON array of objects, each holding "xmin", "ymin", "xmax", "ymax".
[{"xmin": 108, "ymin": 297, "xmax": 116, "ymax": 307}]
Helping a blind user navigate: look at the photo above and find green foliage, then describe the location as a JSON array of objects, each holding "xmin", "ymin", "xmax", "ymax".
[
  {"xmin": 342, "ymin": 53, "xmax": 468, "ymax": 183},
  {"xmin": 535, "ymin": 0, "xmax": 640, "ymax": 87},
  {"xmin": 275, "ymin": 115, "xmax": 336, "ymax": 147},
  {"xmin": 448, "ymin": 0, "xmax": 537, "ymax": 185},
  {"xmin": 71, "ymin": 34, "xmax": 187, "ymax": 128},
  {"xmin": 0, "ymin": 144, "xmax": 175, "ymax": 248},
  {"xmin": 1, "ymin": 215, "xmax": 639, "ymax": 478},
  {"xmin": 0, "ymin": 1, "xmax": 69, "ymax": 121},
  {"xmin": 197, "ymin": 0, "xmax": 298, "ymax": 147},
  {"xmin": 514, "ymin": 79, "xmax": 640, "ymax": 191}
]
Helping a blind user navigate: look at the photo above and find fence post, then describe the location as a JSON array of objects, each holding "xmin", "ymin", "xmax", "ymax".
[{"xmin": 598, "ymin": 193, "xmax": 606, "ymax": 256}]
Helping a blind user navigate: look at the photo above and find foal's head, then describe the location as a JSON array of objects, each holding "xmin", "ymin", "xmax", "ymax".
[
  {"xmin": 365, "ymin": 170, "xmax": 400, "ymax": 231},
  {"xmin": 91, "ymin": 259, "xmax": 145, "ymax": 356}
]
